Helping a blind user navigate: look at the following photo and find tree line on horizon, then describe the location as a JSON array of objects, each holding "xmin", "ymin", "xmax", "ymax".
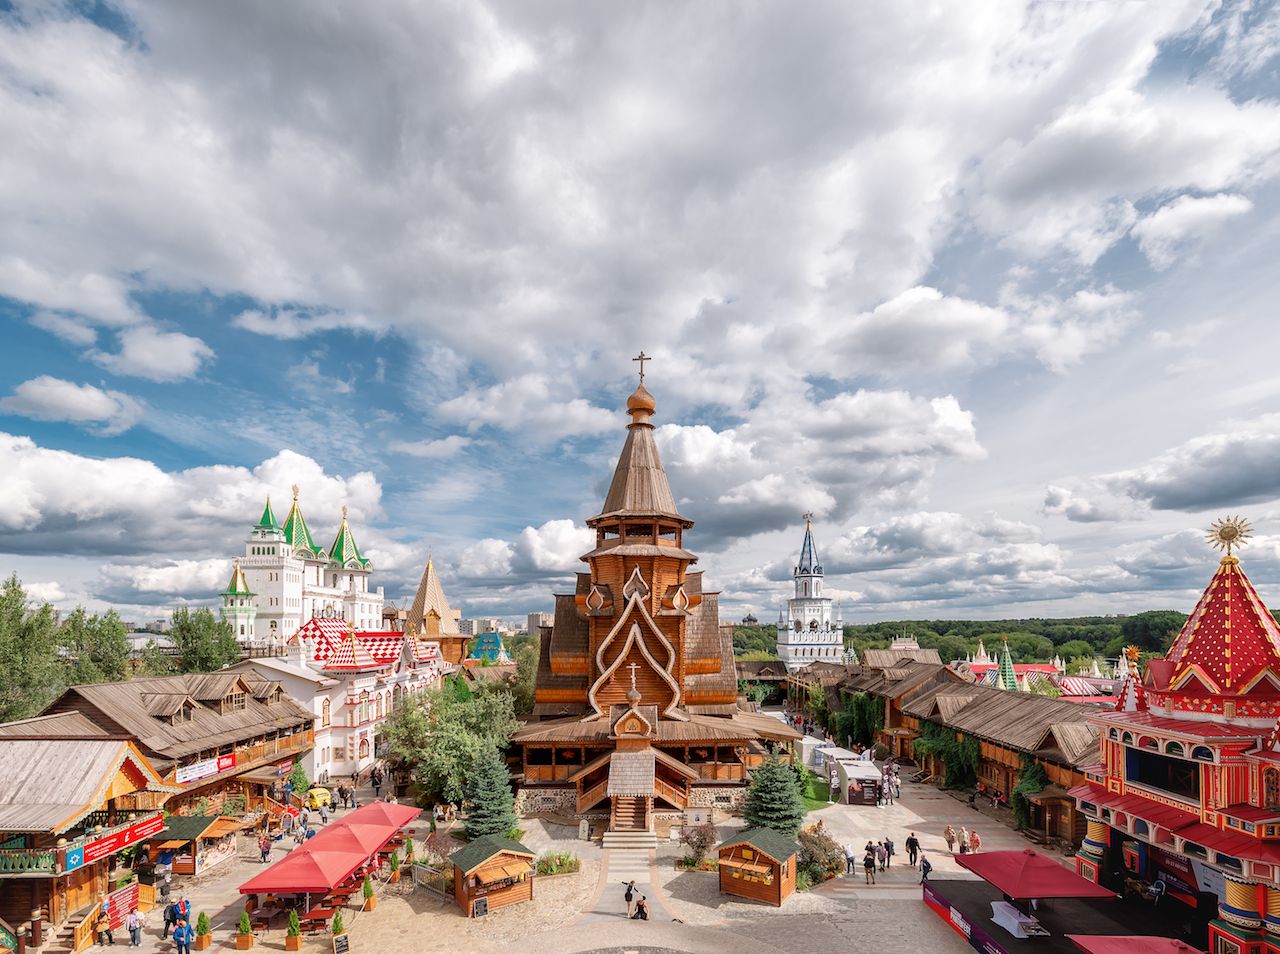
[{"xmin": 734, "ymin": 610, "xmax": 1193, "ymax": 665}]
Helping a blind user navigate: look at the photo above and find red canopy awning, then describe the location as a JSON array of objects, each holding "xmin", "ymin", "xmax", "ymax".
[
  {"xmin": 239, "ymin": 848, "xmax": 364, "ymax": 895},
  {"xmin": 1068, "ymin": 936, "xmax": 1202, "ymax": 954},
  {"xmin": 239, "ymin": 802, "xmax": 421, "ymax": 895},
  {"xmin": 955, "ymin": 849, "xmax": 1117, "ymax": 900}
]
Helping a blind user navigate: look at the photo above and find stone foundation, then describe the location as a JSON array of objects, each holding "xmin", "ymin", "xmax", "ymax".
[
  {"xmin": 688, "ymin": 785, "xmax": 745, "ymax": 811},
  {"xmin": 516, "ymin": 787, "xmax": 577, "ymax": 816}
]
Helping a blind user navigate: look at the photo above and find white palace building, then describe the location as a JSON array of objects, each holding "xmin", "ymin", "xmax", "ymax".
[
  {"xmin": 776, "ymin": 514, "xmax": 845, "ymax": 671},
  {"xmin": 221, "ymin": 486, "xmax": 385, "ymax": 647}
]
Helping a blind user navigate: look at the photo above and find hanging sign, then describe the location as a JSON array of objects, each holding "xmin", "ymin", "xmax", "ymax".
[
  {"xmin": 176, "ymin": 754, "xmax": 237, "ymax": 784},
  {"xmin": 65, "ymin": 814, "xmax": 165, "ymax": 872}
]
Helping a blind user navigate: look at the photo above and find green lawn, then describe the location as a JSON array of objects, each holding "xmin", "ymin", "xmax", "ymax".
[{"xmin": 800, "ymin": 770, "xmax": 833, "ymax": 813}]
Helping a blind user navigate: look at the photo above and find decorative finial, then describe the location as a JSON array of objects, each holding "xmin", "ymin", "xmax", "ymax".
[
  {"xmin": 1207, "ymin": 515, "xmax": 1252, "ymax": 557},
  {"xmin": 291, "ymin": 484, "xmax": 300, "ymax": 501},
  {"xmin": 628, "ymin": 661, "xmax": 640, "ymax": 691},
  {"xmin": 803, "ymin": 511, "xmax": 813, "ymax": 528},
  {"xmin": 632, "ymin": 350, "xmax": 649, "ymax": 384},
  {"xmin": 341, "ymin": 504, "xmax": 348, "ymax": 521}
]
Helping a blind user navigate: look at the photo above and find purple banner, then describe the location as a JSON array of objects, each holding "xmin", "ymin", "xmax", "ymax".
[{"xmin": 922, "ymin": 882, "xmax": 1011, "ymax": 954}]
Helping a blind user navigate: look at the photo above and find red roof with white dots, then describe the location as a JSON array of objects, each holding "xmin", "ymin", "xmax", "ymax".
[{"xmin": 1153, "ymin": 556, "xmax": 1280, "ymax": 699}]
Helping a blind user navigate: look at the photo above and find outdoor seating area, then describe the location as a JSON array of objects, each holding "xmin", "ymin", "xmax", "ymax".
[{"xmin": 238, "ymin": 801, "xmax": 420, "ymax": 931}]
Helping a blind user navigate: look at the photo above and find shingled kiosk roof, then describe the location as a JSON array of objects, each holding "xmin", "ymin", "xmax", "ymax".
[
  {"xmin": 718, "ymin": 827, "xmax": 798, "ymax": 864},
  {"xmin": 448, "ymin": 833, "xmax": 535, "ymax": 875}
]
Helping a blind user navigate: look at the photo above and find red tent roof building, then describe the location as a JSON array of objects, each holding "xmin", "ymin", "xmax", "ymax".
[{"xmin": 1069, "ymin": 517, "xmax": 1280, "ymax": 952}]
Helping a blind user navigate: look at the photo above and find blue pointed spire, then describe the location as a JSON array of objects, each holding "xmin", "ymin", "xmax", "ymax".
[{"xmin": 796, "ymin": 512, "xmax": 822, "ymax": 576}]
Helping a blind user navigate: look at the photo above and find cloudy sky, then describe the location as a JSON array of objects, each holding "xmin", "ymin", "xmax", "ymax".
[{"xmin": 3, "ymin": 0, "xmax": 1280, "ymax": 625}]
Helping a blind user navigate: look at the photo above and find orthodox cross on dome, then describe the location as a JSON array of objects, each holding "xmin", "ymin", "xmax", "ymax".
[
  {"xmin": 632, "ymin": 350, "xmax": 650, "ymax": 384},
  {"xmin": 341, "ymin": 504, "xmax": 348, "ymax": 520},
  {"xmin": 1208, "ymin": 514, "xmax": 1252, "ymax": 556},
  {"xmin": 802, "ymin": 511, "xmax": 813, "ymax": 527}
]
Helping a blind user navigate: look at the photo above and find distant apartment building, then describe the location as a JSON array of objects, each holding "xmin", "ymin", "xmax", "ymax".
[
  {"xmin": 461, "ymin": 616, "xmax": 504, "ymax": 636},
  {"xmin": 526, "ymin": 611, "xmax": 554, "ymax": 634}
]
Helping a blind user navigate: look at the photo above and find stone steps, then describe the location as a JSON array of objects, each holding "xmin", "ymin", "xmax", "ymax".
[{"xmin": 603, "ymin": 830, "xmax": 658, "ymax": 850}]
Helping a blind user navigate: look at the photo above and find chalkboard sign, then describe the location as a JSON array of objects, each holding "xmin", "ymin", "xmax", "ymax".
[
  {"xmin": 473, "ymin": 897, "xmax": 489, "ymax": 918},
  {"xmin": 332, "ymin": 933, "xmax": 350, "ymax": 954}
]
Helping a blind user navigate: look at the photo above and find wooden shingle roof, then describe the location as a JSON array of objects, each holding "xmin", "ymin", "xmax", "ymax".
[
  {"xmin": 607, "ymin": 750, "xmax": 655, "ymax": 796},
  {"xmin": 719, "ymin": 827, "xmax": 798, "ymax": 864}
]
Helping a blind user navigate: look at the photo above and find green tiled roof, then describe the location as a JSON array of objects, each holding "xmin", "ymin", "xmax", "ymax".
[
  {"xmin": 282, "ymin": 495, "xmax": 326, "ymax": 558},
  {"xmin": 159, "ymin": 815, "xmax": 218, "ymax": 842},
  {"xmin": 256, "ymin": 497, "xmax": 280, "ymax": 530},
  {"xmin": 221, "ymin": 561, "xmax": 254, "ymax": 597},
  {"xmin": 328, "ymin": 508, "xmax": 370, "ymax": 568},
  {"xmin": 448, "ymin": 833, "xmax": 533, "ymax": 874},
  {"xmin": 717, "ymin": 827, "xmax": 797, "ymax": 864}
]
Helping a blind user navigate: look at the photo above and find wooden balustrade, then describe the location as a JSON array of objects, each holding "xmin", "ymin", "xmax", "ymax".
[
  {"xmin": 691, "ymin": 763, "xmax": 744, "ymax": 781},
  {"xmin": 576, "ymin": 779, "xmax": 609, "ymax": 814},
  {"xmin": 654, "ymin": 778, "xmax": 687, "ymax": 809},
  {"xmin": 0, "ymin": 847, "xmax": 56, "ymax": 873}
]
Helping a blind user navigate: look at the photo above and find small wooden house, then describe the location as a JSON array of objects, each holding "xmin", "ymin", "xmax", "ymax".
[
  {"xmin": 717, "ymin": 827, "xmax": 798, "ymax": 907},
  {"xmin": 449, "ymin": 834, "xmax": 535, "ymax": 918}
]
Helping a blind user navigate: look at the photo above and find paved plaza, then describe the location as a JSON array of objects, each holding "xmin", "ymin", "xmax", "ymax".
[{"xmin": 108, "ymin": 768, "xmax": 1079, "ymax": 954}]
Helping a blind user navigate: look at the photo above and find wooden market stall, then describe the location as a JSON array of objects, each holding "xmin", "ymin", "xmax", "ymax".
[
  {"xmin": 148, "ymin": 815, "xmax": 245, "ymax": 876},
  {"xmin": 717, "ymin": 828, "xmax": 798, "ymax": 907},
  {"xmin": 448, "ymin": 834, "xmax": 535, "ymax": 918}
]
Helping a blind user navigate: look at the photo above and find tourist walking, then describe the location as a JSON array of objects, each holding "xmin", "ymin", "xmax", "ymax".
[
  {"xmin": 161, "ymin": 901, "xmax": 176, "ymax": 940},
  {"xmin": 969, "ymin": 829, "xmax": 981, "ymax": 854},
  {"xmin": 258, "ymin": 834, "xmax": 272, "ymax": 863},
  {"xmin": 318, "ymin": 804, "xmax": 329, "ymax": 825},
  {"xmin": 905, "ymin": 832, "xmax": 920, "ymax": 867},
  {"xmin": 844, "ymin": 843, "xmax": 857, "ymax": 875},
  {"xmin": 623, "ymin": 879, "xmax": 636, "ymax": 917},
  {"xmin": 884, "ymin": 835, "xmax": 895, "ymax": 868},
  {"xmin": 874, "ymin": 841, "xmax": 887, "ymax": 872},
  {"xmin": 958, "ymin": 826, "xmax": 970, "ymax": 854},
  {"xmin": 172, "ymin": 919, "xmax": 194, "ymax": 954},
  {"xmin": 943, "ymin": 824, "xmax": 956, "ymax": 853},
  {"xmin": 371, "ymin": 766, "xmax": 384, "ymax": 799},
  {"xmin": 863, "ymin": 850, "xmax": 876, "ymax": 884},
  {"xmin": 94, "ymin": 903, "xmax": 113, "ymax": 946},
  {"xmin": 919, "ymin": 854, "xmax": 932, "ymax": 883},
  {"xmin": 126, "ymin": 908, "xmax": 143, "ymax": 948}
]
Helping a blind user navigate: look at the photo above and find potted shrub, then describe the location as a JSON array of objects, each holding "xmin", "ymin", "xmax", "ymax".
[
  {"xmin": 403, "ymin": 836, "xmax": 414, "ymax": 864},
  {"xmin": 194, "ymin": 913, "xmax": 211, "ymax": 952},
  {"xmin": 388, "ymin": 852, "xmax": 401, "ymax": 884},
  {"xmin": 235, "ymin": 911, "xmax": 254, "ymax": 950},
  {"xmin": 331, "ymin": 911, "xmax": 345, "ymax": 937},
  {"xmin": 284, "ymin": 910, "xmax": 302, "ymax": 952},
  {"xmin": 361, "ymin": 876, "xmax": 376, "ymax": 911}
]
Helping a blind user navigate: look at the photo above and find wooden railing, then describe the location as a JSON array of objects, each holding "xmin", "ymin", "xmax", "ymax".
[
  {"xmin": 690, "ymin": 763, "xmax": 744, "ymax": 782},
  {"xmin": 525, "ymin": 765, "xmax": 578, "ymax": 783},
  {"xmin": 0, "ymin": 847, "xmax": 56, "ymax": 873},
  {"xmin": 166, "ymin": 729, "xmax": 313, "ymax": 785},
  {"xmin": 654, "ymin": 778, "xmax": 687, "ymax": 809},
  {"xmin": 577, "ymin": 779, "xmax": 609, "ymax": 814}
]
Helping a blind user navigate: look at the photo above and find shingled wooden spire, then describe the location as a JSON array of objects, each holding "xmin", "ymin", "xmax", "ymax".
[{"xmin": 591, "ymin": 383, "xmax": 688, "ymax": 526}]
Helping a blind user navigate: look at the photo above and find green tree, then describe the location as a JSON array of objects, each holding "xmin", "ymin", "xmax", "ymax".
[
  {"xmin": 0, "ymin": 574, "xmax": 64, "ymax": 721},
  {"xmin": 59, "ymin": 607, "xmax": 130, "ymax": 684},
  {"xmin": 462, "ymin": 745, "xmax": 517, "ymax": 838},
  {"xmin": 1120, "ymin": 610, "xmax": 1188, "ymax": 653},
  {"xmin": 380, "ymin": 684, "xmax": 519, "ymax": 806},
  {"xmin": 1056, "ymin": 639, "xmax": 1094, "ymax": 660},
  {"xmin": 742, "ymin": 755, "xmax": 806, "ymax": 836},
  {"xmin": 136, "ymin": 639, "xmax": 176, "ymax": 676},
  {"xmin": 287, "ymin": 762, "xmax": 310, "ymax": 795},
  {"xmin": 169, "ymin": 607, "xmax": 241, "ymax": 672},
  {"xmin": 507, "ymin": 640, "xmax": 538, "ymax": 715}
]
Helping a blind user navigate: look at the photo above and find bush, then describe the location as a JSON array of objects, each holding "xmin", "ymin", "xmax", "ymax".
[
  {"xmin": 285, "ymin": 911, "xmax": 300, "ymax": 938},
  {"xmin": 795, "ymin": 868, "xmax": 814, "ymax": 892},
  {"xmin": 362, "ymin": 876, "xmax": 374, "ymax": 900},
  {"xmin": 797, "ymin": 828, "xmax": 843, "ymax": 885},
  {"xmin": 389, "ymin": 851, "xmax": 400, "ymax": 872},
  {"xmin": 238, "ymin": 912, "xmax": 252, "ymax": 937},
  {"xmin": 678, "ymin": 821, "xmax": 716, "ymax": 865},
  {"xmin": 535, "ymin": 851, "xmax": 580, "ymax": 875},
  {"xmin": 331, "ymin": 911, "xmax": 344, "ymax": 935},
  {"xmin": 195, "ymin": 914, "xmax": 210, "ymax": 938}
]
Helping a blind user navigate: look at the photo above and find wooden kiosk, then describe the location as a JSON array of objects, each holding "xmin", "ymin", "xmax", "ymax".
[
  {"xmin": 717, "ymin": 828, "xmax": 798, "ymax": 907},
  {"xmin": 449, "ymin": 834, "xmax": 536, "ymax": 918}
]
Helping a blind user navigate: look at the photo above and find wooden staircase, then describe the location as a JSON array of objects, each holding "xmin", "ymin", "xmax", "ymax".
[{"xmin": 603, "ymin": 795, "xmax": 657, "ymax": 850}]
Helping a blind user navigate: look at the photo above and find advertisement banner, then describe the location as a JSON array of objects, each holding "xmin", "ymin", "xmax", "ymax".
[
  {"xmin": 922, "ymin": 882, "xmax": 1011, "ymax": 954},
  {"xmin": 66, "ymin": 814, "xmax": 165, "ymax": 873},
  {"xmin": 1148, "ymin": 845, "xmax": 1202, "ymax": 906},
  {"xmin": 175, "ymin": 753, "xmax": 236, "ymax": 785},
  {"xmin": 104, "ymin": 882, "xmax": 139, "ymax": 931}
]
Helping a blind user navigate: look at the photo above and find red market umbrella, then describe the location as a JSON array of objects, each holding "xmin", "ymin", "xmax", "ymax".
[
  {"xmin": 1068, "ymin": 936, "xmax": 1202, "ymax": 954},
  {"xmin": 955, "ymin": 849, "xmax": 1117, "ymax": 900},
  {"xmin": 239, "ymin": 847, "xmax": 365, "ymax": 895},
  {"xmin": 326, "ymin": 821, "xmax": 390, "ymax": 855},
  {"xmin": 347, "ymin": 801, "xmax": 421, "ymax": 829}
]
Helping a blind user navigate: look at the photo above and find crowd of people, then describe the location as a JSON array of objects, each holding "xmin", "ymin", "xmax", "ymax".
[{"xmin": 943, "ymin": 823, "xmax": 982, "ymax": 855}]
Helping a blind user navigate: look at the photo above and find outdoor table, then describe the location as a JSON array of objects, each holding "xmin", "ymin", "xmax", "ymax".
[
  {"xmin": 250, "ymin": 907, "xmax": 283, "ymax": 932},
  {"xmin": 990, "ymin": 901, "xmax": 1048, "ymax": 938}
]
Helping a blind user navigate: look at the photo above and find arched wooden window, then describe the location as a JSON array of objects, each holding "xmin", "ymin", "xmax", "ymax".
[
  {"xmin": 1265, "ymin": 768, "xmax": 1280, "ymax": 809},
  {"xmin": 358, "ymin": 738, "xmax": 370, "ymax": 759},
  {"xmin": 1165, "ymin": 741, "xmax": 1184, "ymax": 757},
  {"xmin": 1138, "ymin": 735, "xmax": 1158, "ymax": 750},
  {"xmin": 1191, "ymin": 745, "xmax": 1214, "ymax": 762}
]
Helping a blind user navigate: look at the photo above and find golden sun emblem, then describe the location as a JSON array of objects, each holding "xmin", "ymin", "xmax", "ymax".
[{"xmin": 1207, "ymin": 515, "xmax": 1252, "ymax": 556}]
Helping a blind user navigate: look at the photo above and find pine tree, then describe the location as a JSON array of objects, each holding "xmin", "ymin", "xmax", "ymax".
[
  {"xmin": 743, "ymin": 755, "xmax": 806, "ymax": 836},
  {"xmin": 463, "ymin": 745, "xmax": 516, "ymax": 838}
]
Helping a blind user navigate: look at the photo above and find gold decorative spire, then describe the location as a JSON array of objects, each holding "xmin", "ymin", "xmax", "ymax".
[
  {"xmin": 1208, "ymin": 515, "xmax": 1252, "ymax": 559},
  {"xmin": 341, "ymin": 504, "xmax": 348, "ymax": 521},
  {"xmin": 291, "ymin": 483, "xmax": 300, "ymax": 501}
]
